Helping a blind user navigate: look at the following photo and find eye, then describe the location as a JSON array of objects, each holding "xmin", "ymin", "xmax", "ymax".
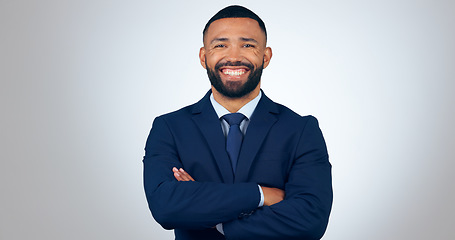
[
  {"xmin": 214, "ymin": 44, "xmax": 225, "ymax": 48},
  {"xmin": 243, "ymin": 44, "xmax": 255, "ymax": 48}
]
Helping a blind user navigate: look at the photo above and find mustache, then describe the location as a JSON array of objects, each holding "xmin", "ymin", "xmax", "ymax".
[{"xmin": 214, "ymin": 61, "xmax": 254, "ymax": 70}]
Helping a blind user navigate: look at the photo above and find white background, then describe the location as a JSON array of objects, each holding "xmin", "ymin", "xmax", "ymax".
[{"xmin": 1, "ymin": 0, "xmax": 454, "ymax": 239}]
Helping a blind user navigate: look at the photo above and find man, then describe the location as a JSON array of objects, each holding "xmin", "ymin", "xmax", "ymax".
[{"xmin": 143, "ymin": 5, "xmax": 332, "ymax": 240}]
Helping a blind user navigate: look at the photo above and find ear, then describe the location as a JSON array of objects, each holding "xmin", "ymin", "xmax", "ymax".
[
  {"xmin": 262, "ymin": 47, "xmax": 272, "ymax": 69},
  {"xmin": 199, "ymin": 47, "xmax": 207, "ymax": 69}
]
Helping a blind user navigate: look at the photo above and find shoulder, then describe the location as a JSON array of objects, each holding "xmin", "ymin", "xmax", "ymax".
[
  {"xmin": 153, "ymin": 103, "xmax": 196, "ymax": 128},
  {"xmin": 260, "ymin": 92, "xmax": 317, "ymax": 122},
  {"xmin": 270, "ymin": 100, "xmax": 319, "ymax": 128},
  {"xmin": 154, "ymin": 90, "xmax": 212, "ymax": 122},
  {"xmin": 157, "ymin": 104, "xmax": 194, "ymax": 119}
]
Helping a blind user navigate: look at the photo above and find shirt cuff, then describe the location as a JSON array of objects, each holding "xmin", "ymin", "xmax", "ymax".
[
  {"xmin": 216, "ymin": 223, "xmax": 224, "ymax": 235},
  {"xmin": 258, "ymin": 185, "xmax": 264, "ymax": 207}
]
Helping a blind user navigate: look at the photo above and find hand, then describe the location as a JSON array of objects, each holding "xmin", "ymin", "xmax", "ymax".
[
  {"xmin": 173, "ymin": 167, "xmax": 195, "ymax": 181},
  {"xmin": 260, "ymin": 186, "xmax": 285, "ymax": 206}
]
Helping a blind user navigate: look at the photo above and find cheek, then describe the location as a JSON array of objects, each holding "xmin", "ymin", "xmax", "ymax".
[
  {"xmin": 247, "ymin": 51, "xmax": 265, "ymax": 64},
  {"xmin": 205, "ymin": 54, "xmax": 222, "ymax": 67}
]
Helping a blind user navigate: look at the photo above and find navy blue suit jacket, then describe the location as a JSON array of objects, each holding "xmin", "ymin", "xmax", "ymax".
[{"xmin": 143, "ymin": 90, "xmax": 332, "ymax": 240}]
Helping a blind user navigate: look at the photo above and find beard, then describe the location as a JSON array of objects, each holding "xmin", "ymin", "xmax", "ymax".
[{"xmin": 206, "ymin": 59, "xmax": 263, "ymax": 98}]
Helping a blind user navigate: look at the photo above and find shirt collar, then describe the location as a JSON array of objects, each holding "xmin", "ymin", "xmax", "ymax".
[{"xmin": 210, "ymin": 91, "xmax": 262, "ymax": 120}]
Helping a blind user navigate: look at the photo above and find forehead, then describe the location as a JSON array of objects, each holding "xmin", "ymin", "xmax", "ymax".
[{"xmin": 204, "ymin": 18, "xmax": 265, "ymax": 43}]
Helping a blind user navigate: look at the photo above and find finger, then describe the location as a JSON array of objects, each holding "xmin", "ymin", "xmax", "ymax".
[
  {"xmin": 179, "ymin": 168, "xmax": 195, "ymax": 181},
  {"xmin": 178, "ymin": 168, "xmax": 192, "ymax": 181},
  {"xmin": 174, "ymin": 171, "xmax": 184, "ymax": 181},
  {"xmin": 173, "ymin": 167, "xmax": 191, "ymax": 181},
  {"xmin": 172, "ymin": 167, "xmax": 183, "ymax": 181}
]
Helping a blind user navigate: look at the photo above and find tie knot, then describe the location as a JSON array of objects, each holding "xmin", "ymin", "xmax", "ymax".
[{"xmin": 222, "ymin": 113, "xmax": 246, "ymax": 126}]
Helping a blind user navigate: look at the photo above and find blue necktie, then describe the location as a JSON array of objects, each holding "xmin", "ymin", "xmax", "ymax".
[{"xmin": 222, "ymin": 113, "xmax": 246, "ymax": 174}]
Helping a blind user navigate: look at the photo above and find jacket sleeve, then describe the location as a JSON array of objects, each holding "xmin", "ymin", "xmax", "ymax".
[
  {"xmin": 143, "ymin": 116, "xmax": 260, "ymax": 230},
  {"xmin": 222, "ymin": 116, "xmax": 333, "ymax": 240}
]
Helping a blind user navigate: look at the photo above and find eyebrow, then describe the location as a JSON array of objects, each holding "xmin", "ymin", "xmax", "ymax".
[
  {"xmin": 210, "ymin": 38, "xmax": 228, "ymax": 44},
  {"xmin": 210, "ymin": 37, "xmax": 259, "ymax": 45},
  {"xmin": 240, "ymin": 37, "xmax": 258, "ymax": 43}
]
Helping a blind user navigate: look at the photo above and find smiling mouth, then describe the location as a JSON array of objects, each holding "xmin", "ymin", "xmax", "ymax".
[{"xmin": 220, "ymin": 68, "xmax": 249, "ymax": 76}]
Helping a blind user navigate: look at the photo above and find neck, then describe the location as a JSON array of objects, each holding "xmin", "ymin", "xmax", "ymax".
[{"xmin": 211, "ymin": 85, "xmax": 260, "ymax": 113}]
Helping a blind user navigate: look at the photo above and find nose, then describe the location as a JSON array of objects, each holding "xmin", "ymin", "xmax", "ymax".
[{"xmin": 225, "ymin": 46, "xmax": 242, "ymax": 62}]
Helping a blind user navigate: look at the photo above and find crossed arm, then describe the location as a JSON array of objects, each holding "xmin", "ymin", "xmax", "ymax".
[
  {"xmin": 144, "ymin": 115, "xmax": 332, "ymax": 239},
  {"xmin": 173, "ymin": 167, "xmax": 285, "ymax": 206}
]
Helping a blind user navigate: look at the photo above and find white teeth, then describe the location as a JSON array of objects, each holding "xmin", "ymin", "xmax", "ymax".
[{"xmin": 223, "ymin": 69, "xmax": 246, "ymax": 76}]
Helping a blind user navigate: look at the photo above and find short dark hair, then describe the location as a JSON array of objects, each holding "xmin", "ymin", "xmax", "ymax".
[{"xmin": 203, "ymin": 5, "xmax": 267, "ymax": 41}]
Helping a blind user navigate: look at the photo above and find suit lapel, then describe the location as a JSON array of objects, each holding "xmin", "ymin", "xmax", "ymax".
[
  {"xmin": 191, "ymin": 91, "xmax": 234, "ymax": 183},
  {"xmin": 235, "ymin": 93, "xmax": 279, "ymax": 183}
]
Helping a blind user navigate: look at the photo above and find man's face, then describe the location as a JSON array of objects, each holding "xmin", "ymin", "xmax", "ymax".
[{"xmin": 199, "ymin": 18, "xmax": 272, "ymax": 98}]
